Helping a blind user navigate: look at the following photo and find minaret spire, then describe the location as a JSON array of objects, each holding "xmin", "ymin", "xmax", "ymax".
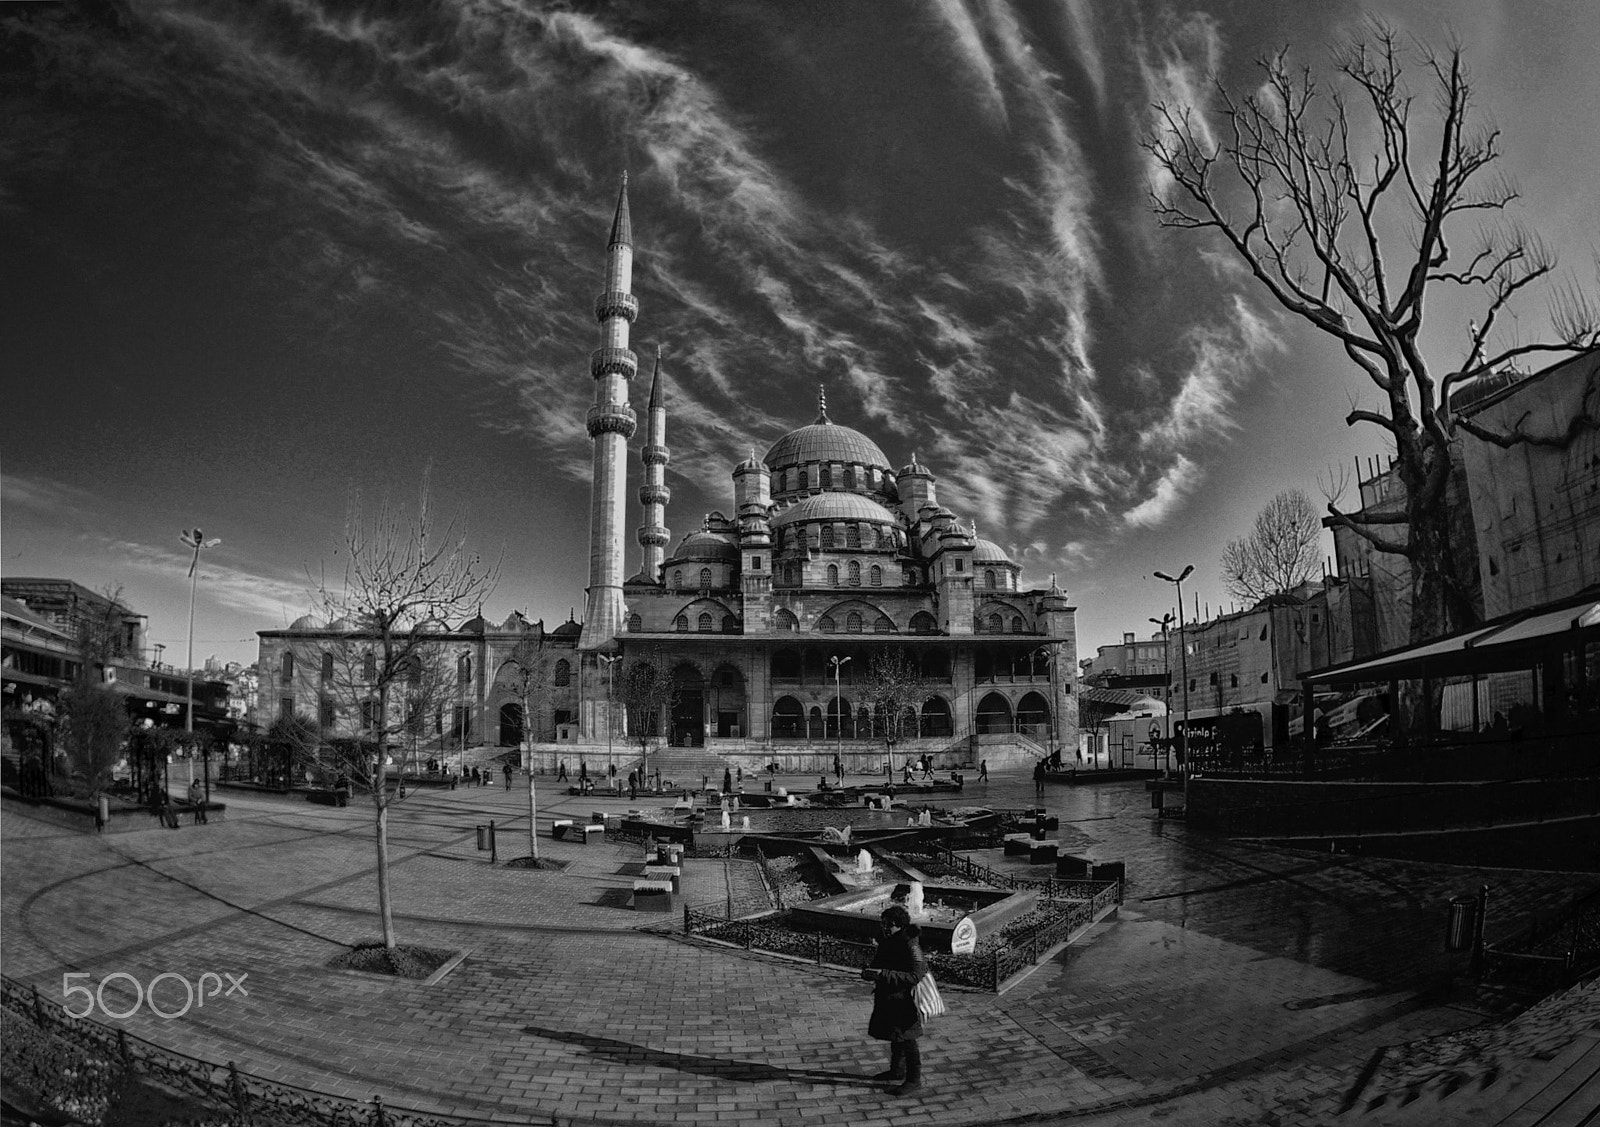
[
  {"xmin": 637, "ymin": 346, "xmax": 671, "ymax": 583},
  {"xmin": 580, "ymin": 171, "xmax": 639, "ymax": 652}
]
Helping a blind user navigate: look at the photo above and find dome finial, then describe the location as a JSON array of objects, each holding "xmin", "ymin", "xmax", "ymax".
[{"xmin": 815, "ymin": 385, "xmax": 830, "ymax": 424}]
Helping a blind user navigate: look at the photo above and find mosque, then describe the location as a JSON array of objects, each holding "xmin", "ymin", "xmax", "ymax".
[{"xmin": 258, "ymin": 176, "xmax": 1079, "ymax": 774}]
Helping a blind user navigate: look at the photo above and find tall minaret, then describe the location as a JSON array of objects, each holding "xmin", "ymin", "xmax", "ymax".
[
  {"xmin": 579, "ymin": 173, "xmax": 639, "ymax": 650},
  {"xmin": 636, "ymin": 348, "xmax": 671, "ymax": 582}
]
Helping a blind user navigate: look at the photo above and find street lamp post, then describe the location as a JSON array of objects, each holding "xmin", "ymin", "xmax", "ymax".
[
  {"xmin": 828, "ymin": 655, "xmax": 850, "ymax": 774},
  {"xmin": 1154, "ymin": 566, "xmax": 1194, "ymax": 781},
  {"xmin": 180, "ymin": 528, "xmax": 220, "ymax": 797},
  {"xmin": 599, "ymin": 653, "xmax": 622, "ymax": 776},
  {"xmin": 1149, "ymin": 613, "xmax": 1174, "ymax": 777}
]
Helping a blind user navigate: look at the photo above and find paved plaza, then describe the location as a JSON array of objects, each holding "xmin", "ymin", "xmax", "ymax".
[{"xmin": 3, "ymin": 769, "xmax": 1597, "ymax": 1126}]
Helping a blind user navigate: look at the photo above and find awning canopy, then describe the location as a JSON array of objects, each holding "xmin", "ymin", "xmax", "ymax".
[{"xmin": 1298, "ymin": 592, "xmax": 1600, "ymax": 687}]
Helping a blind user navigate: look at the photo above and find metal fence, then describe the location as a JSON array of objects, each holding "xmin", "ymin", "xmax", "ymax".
[
  {"xmin": 681, "ymin": 873, "xmax": 1121, "ymax": 993},
  {"xmin": 0, "ymin": 976, "xmax": 491, "ymax": 1127},
  {"xmin": 1482, "ymin": 886, "xmax": 1600, "ymax": 990}
]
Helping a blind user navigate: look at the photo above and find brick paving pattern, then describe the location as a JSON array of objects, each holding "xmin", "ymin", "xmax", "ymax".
[{"xmin": 4, "ymin": 770, "xmax": 1597, "ymax": 1126}]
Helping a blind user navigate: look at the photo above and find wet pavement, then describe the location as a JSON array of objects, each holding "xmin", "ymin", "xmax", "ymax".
[{"xmin": 2, "ymin": 767, "xmax": 1596, "ymax": 1125}]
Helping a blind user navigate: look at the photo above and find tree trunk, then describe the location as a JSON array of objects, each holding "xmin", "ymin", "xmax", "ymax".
[
  {"xmin": 527, "ymin": 760, "xmax": 539, "ymax": 862},
  {"xmin": 374, "ymin": 771, "xmax": 397, "ymax": 949}
]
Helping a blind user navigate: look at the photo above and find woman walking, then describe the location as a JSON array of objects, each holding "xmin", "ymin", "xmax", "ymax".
[{"xmin": 862, "ymin": 904, "xmax": 928, "ymax": 1095}]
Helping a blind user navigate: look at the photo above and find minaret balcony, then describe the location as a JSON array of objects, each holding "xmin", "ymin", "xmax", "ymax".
[
  {"xmin": 594, "ymin": 290, "xmax": 639, "ymax": 324},
  {"xmin": 590, "ymin": 347, "xmax": 638, "ymax": 379},
  {"xmin": 638, "ymin": 482, "xmax": 672, "ymax": 506},
  {"xmin": 637, "ymin": 525, "xmax": 670, "ymax": 547},
  {"xmin": 642, "ymin": 443, "xmax": 672, "ymax": 466},
  {"xmin": 587, "ymin": 401, "xmax": 638, "ymax": 438}
]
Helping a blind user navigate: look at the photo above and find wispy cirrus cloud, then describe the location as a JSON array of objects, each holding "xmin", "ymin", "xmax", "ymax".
[{"xmin": 1122, "ymin": 454, "xmax": 1198, "ymax": 528}]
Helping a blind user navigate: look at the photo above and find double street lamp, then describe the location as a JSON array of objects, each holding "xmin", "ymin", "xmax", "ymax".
[
  {"xmin": 180, "ymin": 528, "xmax": 220, "ymax": 801},
  {"xmin": 1148, "ymin": 613, "xmax": 1174, "ymax": 776},
  {"xmin": 828, "ymin": 655, "xmax": 851, "ymax": 768},
  {"xmin": 1154, "ymin": 565, "xmax": 1194, "ymax": 779}
]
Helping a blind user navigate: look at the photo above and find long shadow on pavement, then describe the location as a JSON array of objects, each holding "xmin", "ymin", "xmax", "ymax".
[{"xmin": 523, "ymin": 1026, "xmax": 880, "ymax": 1087}]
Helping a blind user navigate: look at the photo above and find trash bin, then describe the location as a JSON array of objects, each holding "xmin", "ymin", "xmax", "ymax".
[
  {"xmin": 476, "ymin": 824, "xmax": 490, "ymax": 851},
  {"xmin": 1446, "ymin": 896, "xmax": 1477, "ymax": 951}
]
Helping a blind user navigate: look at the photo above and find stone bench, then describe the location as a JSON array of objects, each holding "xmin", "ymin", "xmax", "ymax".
[
  {"xmin": 1055, "ymin": 854, "xmax": 1093, "ymax": 878},
  {"xmin": 552, "ymin": 819, "xmax": 573, "ymax": 840},
  {"xmin": 631, "ymin": 880, "xmax": 675, "ymax": 912},
  {"xmin": 1028, "ymin": 840, "xmax": 1061, "ymax": 863},
  {"xmin": 642, "ymin": 864, "xmax": 681, "ymax": 892},
  {"xmin": 1004, "ymin": 834, "xmax": 1035, "ymax": 856},
  {"xmin": 552, "ymin": 820, "xmax": 604, "ymax": 843},
  {"xmin": 577, "ymin": 823, "xmax": 604, "ymax": 844}
]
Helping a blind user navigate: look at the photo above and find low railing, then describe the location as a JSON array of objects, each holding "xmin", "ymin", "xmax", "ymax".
[
  {"xmin": 0, "ymin": 976, "xmax": 481, "ymax": 1126},
  {"xmin": 901, "ymin": 842, "xmax": 1121, "ymax": 904},
  {"xmin": 1483, "ymin": 886, "xmax": 1600, "ymax": 989}
]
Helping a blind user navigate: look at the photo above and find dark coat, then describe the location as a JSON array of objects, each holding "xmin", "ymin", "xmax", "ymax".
[{"xmin": 867, "ymin": 925, "xmax": 930, "ymax": 1042}]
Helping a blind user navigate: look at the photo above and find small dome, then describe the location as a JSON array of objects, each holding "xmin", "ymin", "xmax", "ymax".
[
  {"xmin": 770, "ymin": 492, "xmax": 899, "ymax": 528},
  {"xmin": 459, "ymin": 614, "xmax": 489, "ymax": 634},
  {"xmin": 898, "ymin": 452, "xmax": 931, "ymax": 477},
  {"xmin": 328, "ymin": 616, "xmax": 360, "ymax": 632},
  {"xmin": 735, "ymin": 448, "xmax": 767, "ymax": 474},
  {"xmin": 288, "ymin": 614, "xmax": 324, "ymax": 631},
  {"xmin": 552, "ymin": 618, "xmax": 582, "ymax": 637},
  {"xmin": 972, "ymin": 539, "xmax": 1011, "ymax": 563},
  {"xmin": 668, "ymin": 529, "xmax": 738, "ymax": 563}
]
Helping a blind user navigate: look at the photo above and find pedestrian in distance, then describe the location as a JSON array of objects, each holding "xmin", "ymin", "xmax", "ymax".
[
  {"xmin": 1033, "ymin": 759, "xmax": 1046, "ymax": 796},
  {"xmin": 862, "ymin": 904, "xmax": 929, "ymax": 1095},
  {"xmin": 628, "ymin": 770, "xmax": 638, "ymax": 800},
  {"xmin": 558, "ymin": 760, "xmax": 568, "ymax": 781},
  {"xmin": 833, "ymin": 753, "xmax": 843, "ymax": 784},
  {"xmin": 189, "ymin": 778, "xmax": 207, "ymax": 824},
  {"xmin": 979, "ymin": 759, "xmax": 989, "ymax": 781},
  {"xmin": 503, "ymin": 762, "xmax": 513, "ymax": 790},
  {"xmin": 722, "ymin": 767, "xmax": 732, "ymax": 794}
]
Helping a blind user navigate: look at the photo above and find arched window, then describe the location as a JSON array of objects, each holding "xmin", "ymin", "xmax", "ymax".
[
  {"xmin": 844, "ymin": 466, "xmax": 856, "ymax": 489},
  {"xmin": 986, "ymin": 613, "xmax": 1003, "ymax": 634},
  {"xmin": 627, "ymin": 613, "xmax": 642, "ymax": 633},
  {"xmin": 904, "ymin": 568, "xmax": 919, "ymax": 586},
  {"xmin": 458, "ymin": 654, "xmax": 472, "ymax": 684},
  {"xmin": 870, "ymin": 565, "xmax": 882, "ymax": 587},
  {"xmin": 320, "ymin": 652, "xmax": 333, "ymax": 680},
  {"xmin": 697, "ymin": 612, "xmax": 714, "ymax": 632},
  {"xmin": 674, "ymin": 614, "xmax": 689, "ymax": 633},
  {"xmin": 722, "ymin": 614, "xmax": 738, "ymax": 634},
  {"xmin": 874, "ymin": 615, "xmax": 895, "ymax": 634},
  {"xmin": 921, "ymin": 697, "xmax": 954, "ymax": 738},
  {"xmin": 821, "ymin": 525, "xmax": 834, "ymax": 549},
  {"xmin": 798, "ymin": 468, "xmax": 809, "ymax": 490},
  {"xmin": 846, "ymin": 611, "xmax": 863, "ymax": 633},
  {"xmin": 318, "ymin": 697, "xmax": 334, "ymax": 729},
  {"xmin": 848, "ymin": 560, "xmax": 861, "ymax": 586},
  {"xmin": 976, "ymin": 692, "xmax": 1014, "ymax": 734},
  {"xmin": 808, "ymin": 706, "xmax": 824, "ymax": 740},
  {"xmin": 819, "ymin": 464, "xmax": 832, "ymax": 489},
  {"xmin": 699, "ymin": 567, "xmax": 712, "ymax": 588},
  {"xmin": 673, "ymin": 569, "xmax": 683, "ymax": 588},
  {"xmin": 1016, "ymin": 691, "xmax": 1051, "ymax": 739},
  {"xmin": 553, "ymin": 659, "xmax": 570, "ymax": 686},
  {"xmin": 1012, "ymin": 615, "xmax": 1026, "ymax": 634},
  {"xmin": 281, "ymin": 651, "xmax": 295, "ymax": 683},
  {"xmin": 827, "ymin": 564, "xmax": 839, "ymax": 586},
  {"xmin": 774, "ymin": 609, "xmax": 799, "ymax": 632},
  {"xmin": 985, "ymin": 569, "xmax": 997, "ymax": 589},
  {"xmin": 818, "ymin": 616, "xmax": 837, "ymax": 634},
  {"xmin": 910, "ymin": 611, "xmax": 937, "ymax": 635},
  {"xmin": 401, "ymin": 655, "xmax": 421, "ymax": 684},
  {"xmin": 363, "ymin": 651, "xmax": 377, "ymax": 682},
  {"xmin": 772, "ymin": 696, "xmax": 805, "ymax": 738},
  {"xmin": 846, "ymin": 524, "xmax": 861, "ymax": 548}
]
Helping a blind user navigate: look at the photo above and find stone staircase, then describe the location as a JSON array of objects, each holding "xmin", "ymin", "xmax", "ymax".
[{"xmin": 646, "ymin": 746, "xmax": 738, "ymax": 791}]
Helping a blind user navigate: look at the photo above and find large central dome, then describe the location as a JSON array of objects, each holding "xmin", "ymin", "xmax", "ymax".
[{"xmin": 763, "ymin": 391, "xmax": 891, "ymax": 472}]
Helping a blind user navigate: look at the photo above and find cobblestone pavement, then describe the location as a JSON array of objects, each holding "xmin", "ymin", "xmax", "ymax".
[{"xmin": 3, "ymin": 770, "xmax": 1596, "ymax": 1126}]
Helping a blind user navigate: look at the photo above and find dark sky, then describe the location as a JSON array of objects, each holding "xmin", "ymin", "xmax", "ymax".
[{"xmin": 3, "ymin": 0, "xmax": 1596, "ymax": 666}]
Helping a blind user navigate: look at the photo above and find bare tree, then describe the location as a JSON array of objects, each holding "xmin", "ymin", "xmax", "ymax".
[
  {"xmin": 616, "ymin": 649, "xmax": 675, "ymax": 782},
  {"xmin": 505, "ymin": 635, "xmax": 552, "ymax": 863},
  {"xmin": 857, "ymin": 650, "xmax": 929, "ymax": 777},
  {"xmin": 1146, "ymin": 25, "xmax": 1598, "ymax": 643},
  {"xmin": 313, "ymin": 471, "xmax": 498, "ymax": 951},
  {"xmin": 1220, "ymin": 489, "xmax": 1323, "ymax": 603}
]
